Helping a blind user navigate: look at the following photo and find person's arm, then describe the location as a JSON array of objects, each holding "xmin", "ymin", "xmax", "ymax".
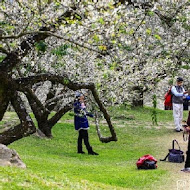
[
  {"xmin": 171, "ymin": 86, "xmax": 184, "ymax": 97},
  {"xmin": 86, "ymin": 112, "xmax": 94, "ymax": 117},
  {"xmin": 183, "ymin": 87, "xmax": 188, "ymax": 97}
]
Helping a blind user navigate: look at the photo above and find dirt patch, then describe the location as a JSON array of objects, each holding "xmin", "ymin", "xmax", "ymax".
[
  {"xmin": 111, "ymin": 119, "xmax": 190, "ymax": 189},
  {"xmin": 63, "ymin": 120, "xmax": 74, "ymax": 123},
  {"xmin": 155, "ymin": 132, "xmax": 190, "ymax": 190}
]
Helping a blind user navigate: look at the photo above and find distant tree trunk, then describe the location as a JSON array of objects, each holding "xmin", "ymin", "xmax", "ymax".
[{"xmin": 132, "ymin": 86, "xmax": 143, "ymax": 107}]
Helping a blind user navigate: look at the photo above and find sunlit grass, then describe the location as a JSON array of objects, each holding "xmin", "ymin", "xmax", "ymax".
[{"xmin": 0, "ymin": 106, "xmax": 188, "ymax": 189}]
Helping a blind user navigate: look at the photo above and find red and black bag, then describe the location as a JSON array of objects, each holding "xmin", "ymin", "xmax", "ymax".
[
  {"xmin": 164, "ymin": 88, "xmax": 173, "ymax": 109},
  {"xmin": 136, "ymin": 154, "xmax": 157, "ymax": 169}
]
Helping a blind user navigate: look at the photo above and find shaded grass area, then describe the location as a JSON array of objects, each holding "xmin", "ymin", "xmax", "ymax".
[
  {"xmin": 0, "ymin": 106, "xmax": 188, "ymax": 189},
  {"xmin": 109, "ymin": 105, "xmax": 188, "ymax": 123}
]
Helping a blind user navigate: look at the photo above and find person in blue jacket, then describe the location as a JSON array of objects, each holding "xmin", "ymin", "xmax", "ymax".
[{"xmin": 74, "ymin": 92, "xmax": 98, "ymax": 155}]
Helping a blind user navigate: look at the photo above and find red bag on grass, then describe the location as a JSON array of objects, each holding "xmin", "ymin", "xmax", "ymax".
[{"xmin": 136, "ymin": 154, "xmax": 157, "ymax": 169}]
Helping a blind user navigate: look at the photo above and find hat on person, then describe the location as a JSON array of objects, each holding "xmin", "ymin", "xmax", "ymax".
[
  {"xmin": 177, "ymin": 77, "xmax": 183, "ymax": 82},
  {"xmin": 75, "ymin": 92, "xmax": 83, "ymax": 98}
]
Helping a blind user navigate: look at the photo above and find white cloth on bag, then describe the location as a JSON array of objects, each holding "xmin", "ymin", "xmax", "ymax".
[{"xmin": 173, "ymin": 103, "xmax": 183, "ymax": 130}]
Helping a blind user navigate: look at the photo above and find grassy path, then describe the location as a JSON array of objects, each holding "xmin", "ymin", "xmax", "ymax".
[{"xmin": 0, "ymin": 107, "xmax": 189, "ymax": 189}]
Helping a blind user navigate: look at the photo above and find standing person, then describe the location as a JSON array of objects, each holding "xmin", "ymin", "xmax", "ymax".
[
  {"xmin": 181, "ymin": 94, "xmax": 190, "ymax": 172},
  {"xmin": 183, "ymin": 99, "xmax": 189, "ymax": 111},
  {"xmin": 171, "ymin": 77, "xmax": 188, "ymax": 132},
  {"xmin": 74, "ymin": 92, "xmax": 98, "ymax": 155}
]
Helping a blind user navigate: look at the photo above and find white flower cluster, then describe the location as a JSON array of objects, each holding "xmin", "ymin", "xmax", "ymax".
[{"xmin": 0, "ymin": 0, "xmax": 189, "ymax": 108}]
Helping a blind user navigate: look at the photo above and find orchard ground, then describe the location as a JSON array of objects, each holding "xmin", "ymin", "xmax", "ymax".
[{"xmin": 0, "ymin": 106, "xmax": 189, "ymax": 190}]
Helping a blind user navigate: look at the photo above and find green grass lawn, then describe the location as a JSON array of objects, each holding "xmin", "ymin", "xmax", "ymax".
[{"xmin": 0, "ymin": 106, "xmax": 189, "ymax": 190}]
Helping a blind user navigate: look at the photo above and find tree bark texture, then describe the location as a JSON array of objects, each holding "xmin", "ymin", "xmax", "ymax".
[
  {"xmin": 0, "ymin": 91, "xmax": 36, "ymax": 145},
  {"xmin": 132, "ymin": 86, "xmax": 143, "ymax": 107},
  {"xmin": 0, "ymin": 74, "xmax": 10, "ymax": 120},
  {"xmin": 23, "ymin": 87, "xmax": 73, "ymax": 137}
]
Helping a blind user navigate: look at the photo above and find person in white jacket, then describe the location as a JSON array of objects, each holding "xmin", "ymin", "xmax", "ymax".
[{"xmin": 171, "ymin": 77, "xmax": 188, "ymax": 132}]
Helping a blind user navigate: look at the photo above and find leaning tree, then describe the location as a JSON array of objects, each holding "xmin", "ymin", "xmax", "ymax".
[{"xmin": 0, "ymin": 0, "xmax": 118, "ymax": 145}]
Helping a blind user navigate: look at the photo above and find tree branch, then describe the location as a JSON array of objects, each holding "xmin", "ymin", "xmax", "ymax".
[
  {"xmin": 15, "ymin": 73, "xmax": 117, "ymax": 142},
  {"xmin": 47, "ymin": 102, "xmax": 73, "ymax": 128},
  {"xmin": 0, "ymin": 8, "xmax": 81, "ymax": 72},
  {"xmin": 45, "ymin": 94, "xmax": 65, "ymax": 111},
  {"xmin": 14, "ymin": 73, "xmax": 93, "ymax": 90},
  {"xmin": 24, "ymin": 87, "xmax": 50, "ymax": 115},
  {"xmin": 0, "ymin": 47, "xmax": 9, "ymax": 54},
  {"xmin": 0, "ymin": 31, "xmax": 108, "ymax": 55},
  {"xmin": 154, "ymin": 1, "xmax": 190, "ymax": 27}
]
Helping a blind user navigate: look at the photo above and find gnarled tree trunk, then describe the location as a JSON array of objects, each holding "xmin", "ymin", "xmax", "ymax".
[
  {"xmin": 0, "ymin": 91, "xmax": 36, "ymax": 145},
  {"xmin": 0, "ymin": 9, "xmax": 80, "ymax": 144},
  {"xmin": 23, "ymin": 86, "xmax": 73, "ymax": 138},
  {"xmin": 0, "ymin": 73, "xmax": 10, "ymax": 120},
  {"xmin": 14, "ymin": 74, "xmax": 118, "ymax": 143}
]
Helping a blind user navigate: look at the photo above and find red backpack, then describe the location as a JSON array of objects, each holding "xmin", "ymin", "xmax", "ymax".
[
  {"xmin": 164, "ymin": 88, "xmax": 173, "ymax": 107},
  {"xmin": 136, "ymin": 154, "xmax": 157, "ymax": 169}
]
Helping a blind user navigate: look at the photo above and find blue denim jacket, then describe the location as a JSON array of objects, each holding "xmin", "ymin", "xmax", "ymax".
[{"xmin": 73, "ymin": 101, "xmax": 93, "ymax": 131}]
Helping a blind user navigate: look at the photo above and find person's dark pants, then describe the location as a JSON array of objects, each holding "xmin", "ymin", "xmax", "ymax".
[
  {"xmin": 164, "ymin": 105, "xmax": 172, "ymax": 110},
  {"xmin": 187, "ymin": 111, "xmax": 190, "ymax": 126},
  {"xmin": 185, "ymin": 135, "xmax": 190, "ymax": 168},
  {"xmin": 183, "ymin": 100, "xmax": 189, "ymax": 110},
  {"xmin": 78, "ymin": 129, "xmax": 91, "ymax": 152},
  {"xmin": 184, "ymin": 112, "xmax": 190, "ymax": 168}
]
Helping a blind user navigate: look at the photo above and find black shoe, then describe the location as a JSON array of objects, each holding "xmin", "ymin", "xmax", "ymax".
[
  {"xmin": 175, "ymin": 129, "xmax": 181, "ymax": 132},
  {"xmin": 88, "ymin": 151, "xmax": 99, "ymax": 155},
  {"xmin": 88, "ymin": 147, "xmax": 99, "ymax": 155},
  {"xmin": 92, "ymin": 151, "xmax": 99, "ymax": 155},
  {"xmin": 77, "ymin": 151, "xmax": 85, "ymax": 154},
  {"xmin": 180, "ymin": 129, "xmax": 183, "ymax": 131},
  {"xmin": 181, "ymin": 168, "xmax": 190, "ymax": 172}
]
